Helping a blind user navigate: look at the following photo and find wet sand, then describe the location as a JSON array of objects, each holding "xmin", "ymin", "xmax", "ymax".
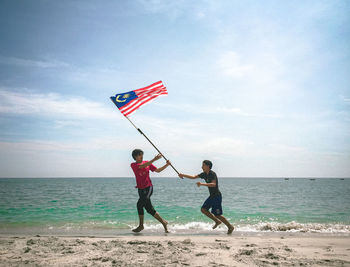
[{"xmin": 0, "ymin": 234, "xmax": 349, "ymax": 266}]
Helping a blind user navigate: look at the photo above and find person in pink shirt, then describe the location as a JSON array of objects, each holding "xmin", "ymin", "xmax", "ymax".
[{"xmin": 130, "ymin": 149, "xmax": 171, "ymax": 233}]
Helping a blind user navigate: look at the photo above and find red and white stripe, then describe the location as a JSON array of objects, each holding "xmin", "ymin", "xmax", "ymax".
[{"xmin": 119, "ymin": 81, "xmax": 168, "ymax": 117}]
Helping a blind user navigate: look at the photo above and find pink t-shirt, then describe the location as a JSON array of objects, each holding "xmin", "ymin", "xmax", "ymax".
[{"xmin": 131, "ymin": 161, "xmax": 157, "ymax": 189}]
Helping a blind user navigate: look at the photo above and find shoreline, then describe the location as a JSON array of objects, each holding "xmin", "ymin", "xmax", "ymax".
[
  {"xmin": 0, "ymin": 234, "xmax": 349, "ymax": 266},
  {"xmin": 1, "ymin": 220, "xmax": 349, "ymax": 236},
  {"xmin": 0, "ymin": 223, "xmax": 350, "ymax": 240},
  {"xmin": 1, "ymin": 230, "xmax": 350, "ymax": 238}
]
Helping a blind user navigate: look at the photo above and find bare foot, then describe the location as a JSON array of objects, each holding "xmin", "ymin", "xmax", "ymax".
[
  {"xmin": 162, "ymin": 220, "xmax": 169, "ymax": 233},
  {"xmin": 132, "ymin": 225, "xmax": 144, "ymax": 233},
  {"xmin": 212, "ymin": 221, "xmax": 222, "ymax": 229},
  {"xmin": 227, "ymin": 226, "xmax": 234, "ymax": 234}
]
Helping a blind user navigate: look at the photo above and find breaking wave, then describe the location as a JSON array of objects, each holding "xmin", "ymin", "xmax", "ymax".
[{"xmin": 138, "ymin": 221, "xmax": 350, "ymax": 234}]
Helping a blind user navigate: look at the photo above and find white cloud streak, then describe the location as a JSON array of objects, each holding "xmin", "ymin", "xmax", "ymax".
[
  {"xmin": 155, "ymin": 103, "xmax": 283, "ymax": 118},
  {"xmin": 340, "ymin": 95, "xmax": 350, "ymax": 104},
  {"xmin": 0, "ymin": 89, "xmax": 117, "ymax": 120},
  {"xmin": 0, "ymin": 56, "xmax": 69, "ymax": 68},
  {"xmin": 0, "ymin": 137, "xmax": 135, "ymax": 154}
]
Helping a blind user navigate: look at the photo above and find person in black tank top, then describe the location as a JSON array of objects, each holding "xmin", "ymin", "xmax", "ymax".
[{"xmin": 179, "ymin": 160, "xmax": 234, "ymax": 234}]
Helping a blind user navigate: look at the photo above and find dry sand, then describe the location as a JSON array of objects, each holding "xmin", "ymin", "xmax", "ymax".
[{"xmin": 0, "ymin": 234, "xmax": 349, "ymax": 266}]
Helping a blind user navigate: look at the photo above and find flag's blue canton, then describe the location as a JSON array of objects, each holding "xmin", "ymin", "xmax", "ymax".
[{"xmin": 110, "ymin": 90, "xmax": 138, "ymax": 109}]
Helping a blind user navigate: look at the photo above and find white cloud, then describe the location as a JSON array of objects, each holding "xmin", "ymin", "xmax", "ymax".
[
  {"xmin": 0, "ymin": 56, "xmax": 69, "ymax": 68},
  {"xmin": 154, "ymin": 102, "xmax": 283, "ymax": 118},
  {"xmin": 340, "ymin": 95, "xmax": 350, "ymax": 104},
  {"xmin": 215, "ymin": 107, "xmax": 283, "ymax": 118},
  {"xmin": 0, "ymin": 137, "xmax": 137, "ymax": 154},
  {"xmin": 0, "ymin": 56, "xmax": 131, "ymax": 90},
  {"xmin": 0, "ymin": 89, "xmax": 118, "ymax": 120},
  {"xmin": 218, "ymin": 51, "xmax": 255, "ymax": 77},
  {"xmin": 0, "ymin": 139, "xmax": 136, "ymax": 177},
  {"xmin": 185, "ymin": 137, "xmax": 254, "ymax": 156},
  {"xmin": 132, "ymin": 114, "xmax": 256, "ymax": 157},
  {"xmin": 1, "ymin": 113, "xmax": 349, "ymax": 177}
]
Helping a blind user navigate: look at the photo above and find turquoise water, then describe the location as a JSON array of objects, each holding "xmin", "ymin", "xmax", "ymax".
[{"xmin": 0, "ymin": 178, "xmax": 349, "ymax": 235}]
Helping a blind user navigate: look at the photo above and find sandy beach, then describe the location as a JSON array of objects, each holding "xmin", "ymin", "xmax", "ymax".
[{"xmin": 0, "ymin": 233, "xmax": 349, "ymax": 266}]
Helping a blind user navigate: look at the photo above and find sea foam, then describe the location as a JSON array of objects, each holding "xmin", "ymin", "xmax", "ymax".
[{"xmin": 130, "ymin": 221, "xmax": 350, "ymax": 234}]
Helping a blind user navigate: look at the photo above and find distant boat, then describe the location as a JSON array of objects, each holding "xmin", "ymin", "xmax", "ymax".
[
  {"xmin": 310, "ymin": 178, "xmax": 316, "ymax": 181},
  {"xmin": 284, "ymin": 178, "xmax": 289, "ymax": 180},
  {"xmin": 340, "ymin": 178, "xmax": 345, "ymax": 180}
]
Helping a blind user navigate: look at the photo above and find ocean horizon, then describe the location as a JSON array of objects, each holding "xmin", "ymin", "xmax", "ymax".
[
  {"xmin": 1, "ymin": 177, "xmax": 349, "ymax": 236},
  {"xmin": 2, "ymin": 177, "xmax": 349, "ymax": 179}
]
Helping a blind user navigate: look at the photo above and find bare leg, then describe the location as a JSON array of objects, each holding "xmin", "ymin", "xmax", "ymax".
[
  {"xmin": 132, "ymin": 215, "xmax": 144, "ymax": 232},
  {"xmin": 201, "ymin": 208, "xmax": 222, "ymax": 229},
  {"xmin": 153, "ymin": 212, "xmax": 169, "ymax": 233},
  {"xmin": 215, "ymin": 215, "xmax": 234, "ymax": 234}
]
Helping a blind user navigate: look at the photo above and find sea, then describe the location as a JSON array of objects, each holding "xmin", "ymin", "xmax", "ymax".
[{"xmin": 0, "ymin": 178, "xmax": 349, "ymax": 236}]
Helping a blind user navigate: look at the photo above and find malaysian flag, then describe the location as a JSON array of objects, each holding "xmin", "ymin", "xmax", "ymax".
[{"xmin": 110, "ymin": 81, "xmax": 168, "ymax": 117}]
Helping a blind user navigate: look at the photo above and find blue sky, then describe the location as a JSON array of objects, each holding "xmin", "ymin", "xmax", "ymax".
[{"xmin": 0, "ymin": 0, "xmax": 349, "ymax": 178}]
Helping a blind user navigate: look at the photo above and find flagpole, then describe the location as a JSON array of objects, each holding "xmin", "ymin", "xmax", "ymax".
[{"xmin": 125, "ymin": 116, "xmax": 181, "ymax": 176}]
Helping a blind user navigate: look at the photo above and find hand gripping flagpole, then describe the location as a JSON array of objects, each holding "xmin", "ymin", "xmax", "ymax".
[{"xmin": 125, "ymin": 116, "xmax": 180, "ymax": 176}]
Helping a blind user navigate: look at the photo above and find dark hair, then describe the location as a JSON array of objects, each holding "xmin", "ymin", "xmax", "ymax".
[
  {"xmin": 202, "ymin": 160, "xmax": 213, "ymax": 169},
  {"xmin": 132, "ymin": 149, "xmax": 143, "ymax": 160}
]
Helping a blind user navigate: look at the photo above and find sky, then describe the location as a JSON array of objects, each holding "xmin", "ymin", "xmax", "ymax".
[{"xmin": 0, "ymin": 0, "xmax": 349, "ymax": 178}]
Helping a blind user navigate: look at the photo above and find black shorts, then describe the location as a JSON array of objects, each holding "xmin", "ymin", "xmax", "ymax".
[
  {"xmin": 201, "ymin": 194, "xmax": 223, "ymax": 216},
  {"xmin": 137, "ymin": 186, "xmax": 156, "ymax": 216}
]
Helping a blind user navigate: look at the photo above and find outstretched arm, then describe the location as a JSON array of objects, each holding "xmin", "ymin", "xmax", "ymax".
[
  {"xmin": 178, "ymin": 173, "xmax": 199, "ymax": 179},
  {"xmin": 139, "ymin": 154, "xmax": 162, "ymax": 169},
  {"xmin": 155, "ymin": 160, "xmax": 171, "ymax": 173}
]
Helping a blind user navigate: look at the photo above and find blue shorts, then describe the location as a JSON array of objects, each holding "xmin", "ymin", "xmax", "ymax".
[{"xmin": 201, "ymin": 194, "xmax": 223, "ymax": 216}]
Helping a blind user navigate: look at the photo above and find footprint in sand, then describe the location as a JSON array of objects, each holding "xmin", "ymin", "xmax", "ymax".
[
  {"xmin": 325, "ymin": 246, "xmax": 333, "ymax": 252},
  {"xmin": 245, "ymin": 243, "xmax": 257, "ymax": 247},
  {"xmin": 182, "ymin": 238, "xmax": 192, "ymax": 244},
  {"xmin": 282, "ymin": 246, "xmax": 293, "ymax": 252},
  {"xmin": 195, "ymin": 252, "xmax": 207, "ymax": 256},
  {"xmin": 238, "ymin": 249, "xmax": 256, "ymax": 255}
]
